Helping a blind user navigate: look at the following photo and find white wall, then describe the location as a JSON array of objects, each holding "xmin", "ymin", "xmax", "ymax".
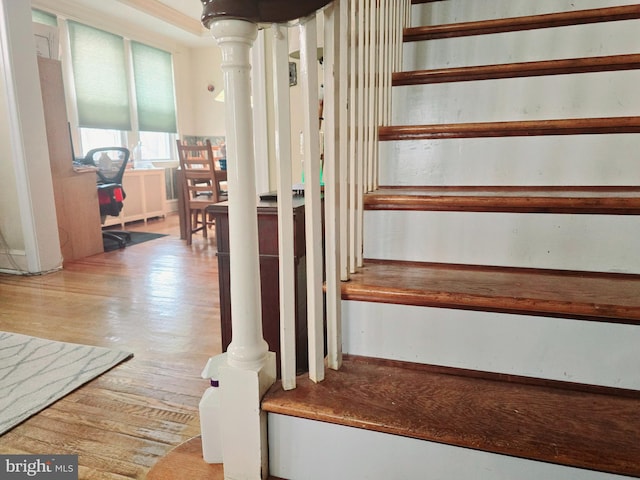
[
  {"xmin": 0, "ymin": 0, "xmax": 61, "ymax": 274},
  {"xmin": 0, "ymin": 59, "xmax": 24, "ymax": 256},
  {"xmin": 187, "ymin": 45, "xmax": 226, "ymax": 137}
]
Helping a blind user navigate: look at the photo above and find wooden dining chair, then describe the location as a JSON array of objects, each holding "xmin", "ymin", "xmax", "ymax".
[{"xmin": 176, "ymin": 139, "xmax": 227, "ymax": 245}]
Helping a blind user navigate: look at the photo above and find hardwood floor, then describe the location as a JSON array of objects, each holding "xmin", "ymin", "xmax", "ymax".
[{"xmin": 0, "ymin": 214, "xmax": 222, "ymax": 479}]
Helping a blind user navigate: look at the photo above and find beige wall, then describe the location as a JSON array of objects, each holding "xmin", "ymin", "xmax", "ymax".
[
  {"xmin": 0, "ymin": 65, "xmax": 24, "ymax": 254},
  {"xmin": 0, "ymin": 0, "xmax": 62, "ymax": 273},
  {"xmin": 188, "ymin": 45, "xmax": 226, "ymax": 137},
  {"xmin": 172, "ymin": 43, "xmax": 226, "ymax": 139}
]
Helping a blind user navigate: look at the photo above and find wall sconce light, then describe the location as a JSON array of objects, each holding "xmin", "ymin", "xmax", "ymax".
[{"xmin": 207, "ymin": 83, "xmax": 225, "ymax": 102}]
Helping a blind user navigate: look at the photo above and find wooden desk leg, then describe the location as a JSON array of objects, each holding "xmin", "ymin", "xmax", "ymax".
[{"xmin": 177, "ymin": 170, "xmax": 186, "ymax": 240}]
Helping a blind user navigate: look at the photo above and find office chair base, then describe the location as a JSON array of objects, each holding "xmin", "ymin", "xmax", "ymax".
[{"xmin": 103, "ymin": 231, "xmax": 131, "ymax": 249}]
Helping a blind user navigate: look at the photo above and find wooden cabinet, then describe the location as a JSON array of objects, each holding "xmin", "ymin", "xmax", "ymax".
[
  {"xmin": 38, "ymin": 57, "xmax": 103, "ymax": 262},
  {"xmin": 207, "ymin": 197, "xmax": 310, "ymax": 378},
  {"xmin": 103, "ymin": 169, "xmax": 166, "ymax": 227}
]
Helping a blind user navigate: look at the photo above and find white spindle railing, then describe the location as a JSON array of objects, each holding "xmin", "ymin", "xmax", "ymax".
[
  {"xmin": 203, "ymin": 1, "xmax": 410, "ymax": 476},
  {"xmin": 298, "ymin": 14, "xmax": 326, "ymax": 384},
  {"xmin": 271, "ymin": 24, "xmax": 297, "ymax": 391},
  {"xmin": 275, "ymin": 0, "xmax": 409, "ymax": 386},
  {"xmin": 338, "ymin": 0, "xmax": 350, "ymax": 283},
  {"xmin": 323, "ymin": 1, "xmax": 343, "ymax": 371}
]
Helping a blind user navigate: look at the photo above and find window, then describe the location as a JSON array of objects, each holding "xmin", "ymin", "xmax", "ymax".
[
  {"xmin": 139, "ymin": 131, "xmax": 173, "ymax": 161},
  {"xmin": 67, "ymin": 21, "xmax": 131, "ymax": 132},
  {"xmin": 79, "ymin": 128, "xmax": 124, "ymax": 155},
  {"xmin": 66, "ymin": 22, "xmax": 177, "ymax": 164},
  {"xmin": 131, "ymin": 42, "xmax": 177, "ymax": 134},
  {"xmin": 31, "ymin": 9, "xmax": 57, "ymax": 26}
]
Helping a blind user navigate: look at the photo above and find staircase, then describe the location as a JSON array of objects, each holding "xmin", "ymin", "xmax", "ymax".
[{"xmin": 263, "ymin": 1, "xmax": 640, "ymax": 478}]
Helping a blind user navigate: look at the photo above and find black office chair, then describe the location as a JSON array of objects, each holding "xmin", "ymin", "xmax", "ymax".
[{"xmin": 81, "ymin": 147, "xmax": 131, "ymax": 249}]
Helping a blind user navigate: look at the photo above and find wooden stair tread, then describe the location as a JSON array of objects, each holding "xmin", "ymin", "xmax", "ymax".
[
  {"xmin": 378, "ymin": 116, "xmax": 640, "ymax": 140},
  {"xmin": 263, "ymin": 356, "xmax": 640, "ymax": 477},
  {"xmin": 393, "ymin": 54, "xmax": 640, "ymax": 85},
  {"xmin": 404, "ymin": 5, "xmax": 640, "ymax": 41},
  {"xmin": 364, "ymin": 186, "xmax": 640, "ymax": 214},
  {"xmin": 341, "ymin": 259, "xmax": 640, "ymax": 324}
]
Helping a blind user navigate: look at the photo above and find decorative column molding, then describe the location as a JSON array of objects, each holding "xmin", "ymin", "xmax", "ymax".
[
  {"xmin": 207, "ymin": 17, "xmax": 276, "ymax": 480},
  {"xmin": 211, "ymin": 19, "xmax": 268, "ymax": 371}
]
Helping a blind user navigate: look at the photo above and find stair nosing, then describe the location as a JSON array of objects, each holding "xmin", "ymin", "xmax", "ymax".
[
  {"xmin": 378, "ymin": 116, "xmax": 640, "ymax": 140},
  {"xmin": 341, "ymin": 259, "xmax": 640, "ymax": 325},
  {"xmin": 363, "ymin": 186, "xmax": 640, "ymax": 214},
  {"xmin": 404, "ymin": 5, "xmax": 640, "ymax": 41},
  {"xmin": 393, "ymin": 54, "xmax": 640, "ymax": 85}
]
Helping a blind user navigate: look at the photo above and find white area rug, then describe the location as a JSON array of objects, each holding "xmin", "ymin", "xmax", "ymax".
[{"xmin": 0, "ymin": 331, "xmax": 132, "ymax": 435}]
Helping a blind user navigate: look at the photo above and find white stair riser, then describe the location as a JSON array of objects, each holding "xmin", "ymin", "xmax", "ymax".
[
  {"xmin": 392, "ymin": 71, "xmax": 640, "ymax": 126},
  {"xmin": 411, "ymin": 0, "xmax": 640, "ymax": 28},
  {"xmin": 378, "ymin": 137, "xmax": 640, "ymax": 186},
  {"xmin": 343, "ymin": 301, "xmax": 640, "ymax": 390},
  {"xmin": 268, "ymin": 414, "xmax": 631, "ymax": 480},
  {"xmin": 403, "ymin": 21, "xmax": 640, "ymax": 71},
  {"xmin": 364, "ymin": 210, "xmax": 640, "ymax": 274}
]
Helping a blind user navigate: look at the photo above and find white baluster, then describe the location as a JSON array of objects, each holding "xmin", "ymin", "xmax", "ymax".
[
  {"xmin": 209, "ymin": 19, "xmax": 276, "ymax": 480},
  {"xmin": 367, "ymin": 0, "xmax": 377, "ymax": 192},
  {"xmin": 379, "ymin": 0, "xmax": 390, "ymax": 128},
  {"xmin": 349, "ymin": 0, "xmax": 359, "ymax": 274},
  {"xmin": 370, "ymin": 0, "xmax": 381, "ymax": 191},
  {"xmin": 299, "ymin": 15, "xmax": 325, "ymax": 383},
  {"xmin": 339, "ymin": 0, "xmax": 351, "ymax": 282},
  {"xmin": 356, "ymin": 0, "xmax": 365, "ymax": 268},
  {"xmin": 324, "ymin": 2, "xmax": 343, "ymax": 371},
  {"xmin": 271, "ymin": 24, "xmax": 297, "ymax": 391}
]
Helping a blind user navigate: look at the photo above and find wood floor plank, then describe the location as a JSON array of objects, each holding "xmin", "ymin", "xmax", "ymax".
[
  {"xmin": 0, "ymin": 215, "xmax": 219, "ymax": 479},
  {"xmin": 43, "ymin": 401, "xmax": 193, "ymax": 445},
  {"xmin": 145, "ymin": 436, "xmax": 286, "ymax": 480}
]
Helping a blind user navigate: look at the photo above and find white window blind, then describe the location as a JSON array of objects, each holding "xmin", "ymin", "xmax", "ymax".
[
  {"xmin": 67, "ymin": 21, "xmax": 131, "ymax": 131},
  {"xmin": 131, "ymin": 42, "xmax": 177, "ymax": 133}
]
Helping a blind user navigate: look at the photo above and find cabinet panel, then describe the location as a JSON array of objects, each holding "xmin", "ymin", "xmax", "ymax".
[
  {"xmin": 143, "ymin": 172, "xmax": 166, "ymax": 215},
  {"xmin": 208, "ymin": 198, "xmax": 310, "ymax": 379},
  {"xmin": 38, "ymin": 56, "xmax": 103, "ymax": 262},
  {"xmin": 103, "ymin": 169, "xmax": 166, "ymax": 227}
]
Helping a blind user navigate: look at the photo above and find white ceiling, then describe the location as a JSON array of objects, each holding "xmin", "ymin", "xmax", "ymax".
[
  {"xmin": 33, "ymin": 0, "xmax": 215, "ymax": 47},
  {"xmin": 157, "ymin": 0, "xmax": 203, "ymax": 20}
]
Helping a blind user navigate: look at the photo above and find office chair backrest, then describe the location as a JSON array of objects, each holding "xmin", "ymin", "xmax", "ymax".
[
  {"xmin": 83, "ymin": 147, "xmax": 130, "ymax": 185},
  {"xmin": 80, "ymin": 147, "xmax": 130, "ymax": 220}
]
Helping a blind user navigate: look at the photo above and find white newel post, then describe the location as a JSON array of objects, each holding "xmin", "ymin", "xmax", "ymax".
[{"xmin": 209, "ymin": 19, "xmax": 276, "ymax": 480}]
